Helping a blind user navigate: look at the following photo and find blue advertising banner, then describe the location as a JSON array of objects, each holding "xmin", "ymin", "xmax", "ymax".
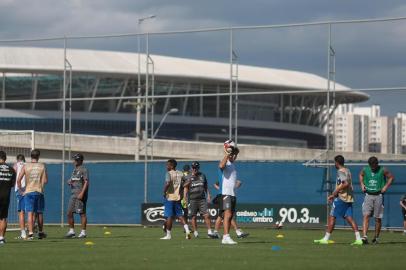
[{"xmin": 141, "ymin": 203, "xmax": 326, "ymax": 227}]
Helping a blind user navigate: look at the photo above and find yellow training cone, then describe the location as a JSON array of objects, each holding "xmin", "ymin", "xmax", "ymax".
[
  {"xmin": 104, "ymin": 231, "xmax": 112, "ymax": 235},
  {"xmin": 84, "ymin": 241, "xmax": 94, "ymax": 246},
  {"xmin": 276, "ymin": 234, "xmax": 284, "ymax": 238}
]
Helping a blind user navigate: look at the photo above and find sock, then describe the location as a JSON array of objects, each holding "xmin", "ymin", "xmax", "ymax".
[
  {"xmin": 214, "ymin": 230, "xmax": 218, "ymax": 234},
  {"xmin": 208, "ymin": 229, "xmax": 213, "ymax": 234},
  {"xmin": 403, "ymin": 230, "xmax": 406, "ymax": 233},
  {"xmin": 236, "ymin": 229, "xmax": 242, "ymax": 236},
  {"xmin": 81, "ymin": 230, "xmax": 86, "ymax": 235},
  {"xmin": 322, "ymin": 232, "xmax": 331, "ymax": 241},
  {"xmin": 362, "ymin": 235, "xmax": 367, "ymax": 239},
  {"xmin": 223, "ymin": 234, "xmax": 230, "ymax": 239},
  {"xmin": 21, "ymin": 230, "xmax": 26, "ymax": 237},
  {"xmin": 166, "ymin": 230, "xmax": 171, "ymax": 237},
  {"xmin": 355, "ymin": 231, "xmax": 361, "ymax": 241},
  {"xmin": 183, "ymin": 224, "xmax": 190, "ymax": 233},
  {"xmin": 194, "ymin": 231, "xmax": 199, "ymax": 237},
  {"xmin": 0, "ymin": 236, "xmax": 4, "ymax": 240},
  {"xmin": 69, "ymin": 228, "xmax": 75, "ymax": 234}
]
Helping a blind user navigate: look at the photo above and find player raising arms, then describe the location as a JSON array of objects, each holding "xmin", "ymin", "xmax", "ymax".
[
  {"xmin": 314, "ymin": 155, "xmax": 363, "ymax": 245},
  {"xmin": 183, "ymin": 161, "xmax": 216, "ymax": 238},
  {"xmin": 212, "ymin": 180, "xmax": 249, "ymax": 239},
  {"xmin": 161, "ymin": 159, "xmax": 191, "ymax": 240},
  {"xmin": 0, "ymin": 151, "xmax": 16, "ymax": 244},
  {"xmin": 16, "ymin": 149, "xmax": 48, "ymax": 240},
  {"xmin": 219, "ymin": 140, "xmax": 240, "ymax": 245}
]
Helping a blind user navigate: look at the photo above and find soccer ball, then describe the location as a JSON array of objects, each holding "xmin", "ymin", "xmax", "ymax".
[{"xmin": 224, "ymin": 140, "xmax": 235, "ymax": 153}]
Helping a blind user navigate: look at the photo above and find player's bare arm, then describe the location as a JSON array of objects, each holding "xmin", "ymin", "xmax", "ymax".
[
  {"xmin": 42, "ymin": 168, "xmax": 48, "ymax": 185},
  {"xmin": 236, "ymin": 180, "xmax": 242, "ymax": 189},
  {"xmin": 328, "ymin": 178, "xmax": 349, "ymax": 203},
  {"xmin": 381, "ymin": 168, "xmax": 394, "ymax": 193},
  {"xmin": 16, "ymin": 165, "xmax": 26, "ymax": 194},
  {"xmin": 163, "ymin": 181, "xmax": 170, "ymax": 197},
  {"xmin": 400, "ymin": 200, "xmax": 406, "ymax": 210},
  {"xmin": 219, "ymin": 153, "xmax": 229, "ymax": 170},
  {"xmin": 359, "ymin": 170, "xmax": 366, "ymax": 192}
]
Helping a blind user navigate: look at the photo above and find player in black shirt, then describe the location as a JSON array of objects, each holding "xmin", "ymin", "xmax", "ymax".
[{"xmin": 0, "ymin": 151, "xmax": 16, "ymax": 244}]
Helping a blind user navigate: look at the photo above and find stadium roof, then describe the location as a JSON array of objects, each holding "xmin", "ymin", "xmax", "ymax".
[{"xmin": 0, "ymin": 46, "xmax": 368, "ymax": 102}]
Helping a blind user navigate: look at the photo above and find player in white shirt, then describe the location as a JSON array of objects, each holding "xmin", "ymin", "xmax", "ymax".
[
  {"xmin": 13, "ymin": 154, "xmax": 26, "ymax": 239},
  {"xmin": 219, "ymin": 140, "xmax": 239, "ymax": 245}
]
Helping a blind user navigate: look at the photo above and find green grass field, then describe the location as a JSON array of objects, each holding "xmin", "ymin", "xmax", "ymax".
[{"xmin": 0, "ymin": 226, "xmax": 405, "ymax": 270}]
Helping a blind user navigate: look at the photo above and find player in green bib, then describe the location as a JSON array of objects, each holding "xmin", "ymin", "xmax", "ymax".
[{"xmin": 359, "ymin": 156, "xmax": 394, "ymax": 244}]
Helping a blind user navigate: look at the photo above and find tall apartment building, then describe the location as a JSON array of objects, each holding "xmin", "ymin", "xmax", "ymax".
[
  {"xmin": 333, "ymin": 104, "xmax": 402, "ymax": 154},
  {"xmin": 394, "ymin": 112, "xmax": 406, "ymax": 154}
]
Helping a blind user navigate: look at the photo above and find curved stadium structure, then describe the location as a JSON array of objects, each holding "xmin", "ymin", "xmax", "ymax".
[{"xmin": 0, "ymin": 47, "xmax": 368, "ymax": 149}]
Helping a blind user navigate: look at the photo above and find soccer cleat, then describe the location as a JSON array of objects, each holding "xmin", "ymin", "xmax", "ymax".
[
  {"xmin": 314, "ymin": 238, "xmax": 329, "ymax": 244},
  {"xmin": 38, "ymin": 232, "xmax": 47, "ymax": 239},
  {"xmin": 0, "ymin": 239, "xmax": 5, "ymax": 244},
  {"xmin": 361, "ymin": 237, "xmax": 369, "ymax": 244},
  {"xmin": 351, "ymin": 239, "xmax": 363, "ymax": 246},
  {"xmin": 27, "ymin": 234, "xmax": 34, "ymax": 241},
  {"xmin": 193, "ymin": 231, "xmax": 199, "ymax": 238},
  {"xmin": 372, "ymin": 238, "xmax": 379, "ymax": 244},
  {"xmin": 186, "ymin": 231, "xmax": 192, "ymax": 240},
  {"xmin": 237, "ymin": 232, "xmax": 250, "ymax": 238},
  {"xmin": 160, "ymin": 235, "xmax": 171, "ymax": 240},
  {"xmin": 208, "ymin": 233, "xmax": 218, "ymax": 239},
  {"xmin": 15, "ymin": 235, "xmax": 27, "ymax": 240},
  {"xmin": 65, "ymin": 232, "xmax": 76, "ymax": 238},
  {"xmin": 78, "ymin": 232, "xmax": 87, "ymax": 238},
  {"xmin": 222, "ymin": 237, "xmax": 237, "ymax": 245}
]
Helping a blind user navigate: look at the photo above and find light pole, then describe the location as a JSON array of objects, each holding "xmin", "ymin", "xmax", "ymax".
[
  {"xmin": 151, "ymin": 108, "xmax": 178, "ymax": 160},
  {"xmin": 136, "ymin": 14, "xmax": 156, "ymax": 161},
  {"xmin": 153, "ymin": 108, "xmax": 178, "ymax": 139}
]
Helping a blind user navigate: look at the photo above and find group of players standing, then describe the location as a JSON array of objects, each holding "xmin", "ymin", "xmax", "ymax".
[
  {"xmin": 161, "ymin": 140, "xmax": 248, "ymax": 244},
  {"xmin": 0, "ymin": 149, "xmax": 89, "ymax": 244},
  {"xmin": 315, "ymin": 154, "xmax": 406, "ymax": 245}
]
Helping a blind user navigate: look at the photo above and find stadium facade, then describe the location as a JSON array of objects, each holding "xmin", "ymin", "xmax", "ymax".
[{"xmin": 0, "ymin": 47, "xmax": 368, "ymax": 149}]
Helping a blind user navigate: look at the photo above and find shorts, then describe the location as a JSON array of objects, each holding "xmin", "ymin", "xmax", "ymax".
[
  {"xmin": 402, "ymin": 208, "xmax": 406, "ymax": 221},
  {"xmin": 220, "ymin": 195, "xmax": 236, "ymax": 215},
  {"xmin": 330, "ymin": 198, "xmax": 353, "ymax": 218},
  {"xmin": 24, "ymin": 192, "xmax": 45, "ymax": 213},
  {"xmin": 188, "ymin": 199, "xmax": 208, "ymax": 217},
  {"xmin": 0, "ymin": 199, "xmax": 10, "ymax": 219},
  {"xmin": 16, "ymin": 193, "xmax": 25, "ymax": 212},
  {"xmin": 163, "ymin": 198, "xmax": 183, "ymax": 218},
  {"xmin": 362, "ymin": 194, "xmax": 384, "ymax": 219},
  {"xmin": 67, "ymin": 195, "xmax": 87, "ymax": 214}
]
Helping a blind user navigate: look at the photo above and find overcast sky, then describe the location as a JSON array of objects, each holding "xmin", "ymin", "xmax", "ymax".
[{"xmin": 0, "ymin": 0, "xmax": 405, "ymax": 115}]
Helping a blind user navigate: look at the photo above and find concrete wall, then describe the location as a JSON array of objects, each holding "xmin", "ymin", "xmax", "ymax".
[{"xmin": 1, "ymin": 131, "xmax": 406, "ymax": 162}]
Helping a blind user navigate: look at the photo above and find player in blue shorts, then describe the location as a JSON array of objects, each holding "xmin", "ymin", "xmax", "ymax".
[
  {"xmin": 13, "ymin": 154, "xmax": 27, "ymax": 239},
  {"xmin": 160, "ymin": 159, "xmax": 191, "ymax": 240},
  {"xmin": 314, "ymin": 155, "xmax": 363, "ymax": 245}
]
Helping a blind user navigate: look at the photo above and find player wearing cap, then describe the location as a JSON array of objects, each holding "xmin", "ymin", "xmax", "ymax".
[
  {"xmin": 183, "ymin": 161, "xmax": 216, "ymax": 238},
  {"xmin": 0, "ymin": 151, "xmax": 16, "ymax": 244},
  {"xmin": 65, "ymin": 153, "xmax": 89, "ymax": 238}
]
